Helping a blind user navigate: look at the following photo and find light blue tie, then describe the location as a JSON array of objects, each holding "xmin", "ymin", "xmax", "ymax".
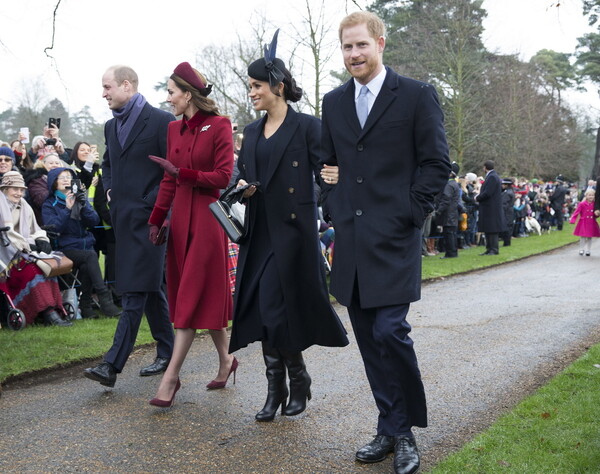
[{"xmin": 356, "ymin": 85, "xmax": 369, "ymax": 128}]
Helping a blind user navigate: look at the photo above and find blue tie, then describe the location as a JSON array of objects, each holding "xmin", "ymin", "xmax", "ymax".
[{"xmin": 356, "ymin": 85, "xmax": 369, "ymax": 128}]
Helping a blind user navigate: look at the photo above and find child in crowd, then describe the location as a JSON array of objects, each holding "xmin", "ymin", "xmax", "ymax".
[{"xmin": 569, "ymin": 189, "xmax": 600, "ymax": 256}]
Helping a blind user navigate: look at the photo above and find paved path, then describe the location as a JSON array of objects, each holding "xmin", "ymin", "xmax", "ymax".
[{"xmin": 2, "ymin": 244, "xmax": 600, "ymax": 473}]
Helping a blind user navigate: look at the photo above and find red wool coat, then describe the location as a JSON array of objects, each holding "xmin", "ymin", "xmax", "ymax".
[{"xmin": 149, "ymin": 112, "xmax": 234, "ymax": 329}]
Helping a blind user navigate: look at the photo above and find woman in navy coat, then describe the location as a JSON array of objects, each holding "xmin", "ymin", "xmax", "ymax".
[{"xmin": 229, "ymin": 31, "xmax": 348, "ymax": 422}]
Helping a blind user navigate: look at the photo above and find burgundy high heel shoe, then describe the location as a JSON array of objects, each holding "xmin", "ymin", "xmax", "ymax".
[
  {"xmin": 149, "ymin": 378, "xmax": 181, "ymax": 407},
  {"xmin": 206, "ymin": 357, "xmax": 238, "ymax": 390}
]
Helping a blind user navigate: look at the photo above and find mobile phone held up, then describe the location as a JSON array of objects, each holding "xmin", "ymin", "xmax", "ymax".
[{"xmin": 48, "ymin": 117, "xmax": 61, "ymax": 129}]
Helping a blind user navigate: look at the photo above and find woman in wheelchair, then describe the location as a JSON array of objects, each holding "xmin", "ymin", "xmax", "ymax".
[
  {"xmin": 0, "ymin": 171, "xmax": 70, "ymax": 326},
  {"xmin": 41, "ymin": 168, "xmax": 121, "ymax": 319}
]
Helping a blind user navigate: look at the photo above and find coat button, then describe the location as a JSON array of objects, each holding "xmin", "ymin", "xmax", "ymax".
[
  {"xmin": 290, "ymin": 213, "xmax": 297, "ymax": 219},
  {"xmin": 357, "ymin": 144, "xmax": 364, "ymax": 151},
  {"xmin": 288, "ymin": 187, "xmax": 295, "ymax": 193},
  {"xmin": 356, "ymin": 209, "xmax": 363, "ymax": 216},
  {"xmin": 292, "ymin": 161, "xmax": 299, "ymax": 167},
  {"xmin": 356, "ymin": 176, "xmax": 363, "ymax": 183}
]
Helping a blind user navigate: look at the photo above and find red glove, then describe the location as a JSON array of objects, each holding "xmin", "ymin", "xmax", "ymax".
[
  {"xmin": 149, "ymin": 224, "xmax": 159, "ymax": 245},
  {"xmin": 148, "ymin": 155, "xmax": 179, "ymax": 178}
]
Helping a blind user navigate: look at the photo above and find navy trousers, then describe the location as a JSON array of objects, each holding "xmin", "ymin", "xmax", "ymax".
[
  {"xmin": 104, "ymin": 290, "xmax": 174, "ymax": 372},
  {"xmin": 347, "ymin": 287, "xmax": 427, "ymax": 436}
]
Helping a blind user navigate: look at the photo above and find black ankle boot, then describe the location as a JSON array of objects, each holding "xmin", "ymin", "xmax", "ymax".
[
  {"xmin": 43, "ymin": 309, "xmax": 72, "ymax": 327},
  {"xmin": 255, "ymin": 343, "xmax": 288, "ymax": 422},
  {"xmin": 280, "ymin": 350, "xmax": 311, "ymax": 416},
  {"xmin": 97, "ymin": 288, "xmax": 121, "ymax": 317}
]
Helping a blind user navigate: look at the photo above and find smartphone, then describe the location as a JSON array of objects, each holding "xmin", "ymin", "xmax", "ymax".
[
  {"xmin": 90, "ymin": 144, "xmax": 98, "ymax": 154},
  {"xmin": 48, "ymin": 117, "xmax": 61, "ymax": 129}
]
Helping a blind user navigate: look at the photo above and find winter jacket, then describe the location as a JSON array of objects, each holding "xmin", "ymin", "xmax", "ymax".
[{"xmin": 41, "ymin": 167, "xmax": 99, "ymax": 251}]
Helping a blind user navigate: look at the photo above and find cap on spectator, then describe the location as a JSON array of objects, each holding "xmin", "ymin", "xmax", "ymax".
[
  {"xmin": 502, "ymin": 178, "xmax": 513, "ymax": 185},
  {"xmin": 556, "ymin": 175, "xmax": 565, "ymax": 183},
  {"xmin": 0, "ymin": 146, "xmax": 15, "ymax": 163},
  {"xmin": 451, "ymin": 161, "xmax": 460, "ymax": 176},
  {"xmin": 0, "ymin": 171, "xmax": 26, "ymax": 189},
  {"xmin": 465, "ymin": 172, "xmax": 477, "ymax": 183}
]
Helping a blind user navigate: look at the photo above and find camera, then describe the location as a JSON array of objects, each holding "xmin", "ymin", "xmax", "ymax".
[
  {"xmin": 45, "ymin": 138, "xmax": 57, "ymax": 146},
  {"xmin": 68, "ymin": 178, "xmax": 83, "ymax": 194}
]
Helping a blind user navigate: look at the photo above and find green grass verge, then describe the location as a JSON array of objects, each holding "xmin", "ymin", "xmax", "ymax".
[
  {"xmin": 422, "ymin": 224, "xmax": 578, "ymax": 280},
  {"xmin": 0, "ymin": 317, "xmax": 154, "ymax": 382},
  {"xmin": 430, "ymin": 343, "xmax": 600, "ymax": 473}
]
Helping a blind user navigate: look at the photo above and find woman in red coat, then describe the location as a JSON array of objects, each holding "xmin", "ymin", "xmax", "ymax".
[{"xmin": 147, "ymin": 62, "xmax": 234, "ymax": 407}]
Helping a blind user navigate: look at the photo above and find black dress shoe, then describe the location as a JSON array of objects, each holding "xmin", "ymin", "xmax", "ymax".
[
  {"xmin": 139, "ymin": 357, "xmax": 170, "ymax": 377},
  {"xmin": 355, "ymin": 435, "xmax": 395, "ymax": 463},
  {"xmin": 393, "ymin": 436, "xmax": 420, "ymax": 474},
  {"xmin": 84, "ymin": 362, "xmax": 116, "ymax": 387}
]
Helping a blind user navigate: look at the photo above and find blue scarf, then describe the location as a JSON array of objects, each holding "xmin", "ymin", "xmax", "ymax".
[{"xmin": 112, "ymin": 93, "xmax": 147, "ymax": 147}]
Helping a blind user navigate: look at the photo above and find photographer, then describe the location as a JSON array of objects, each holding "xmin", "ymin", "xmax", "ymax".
[
  {"xmin": 27, "ymin": 122, "xmax": 70, "ymax": 164},
  {"xmin": 41, "ymin": 167, "xmax": 120, "ymax": 319}
]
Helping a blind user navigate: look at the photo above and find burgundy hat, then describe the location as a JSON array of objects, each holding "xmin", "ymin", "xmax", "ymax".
[{"xmin": 172, "ymin": 62, "xmax": 211, "ymax": 95}]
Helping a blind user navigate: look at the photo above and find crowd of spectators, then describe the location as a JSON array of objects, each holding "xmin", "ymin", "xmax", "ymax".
[
  {"xmin": 424, "ymin": 170, "xmax": 582, "ymax": 257},
  {"xmin": 0, "ymin": 124, "xmax": 119, "ymax": 327}
]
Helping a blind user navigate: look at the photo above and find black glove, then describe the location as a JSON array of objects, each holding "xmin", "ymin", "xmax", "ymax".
[
  {"xmin": 76, "ymin": 192, "xmax": 87, "ymax": 205},
  {"xmin": 35, "ymin": 239, "xmax": 53, "ymax": 254}
]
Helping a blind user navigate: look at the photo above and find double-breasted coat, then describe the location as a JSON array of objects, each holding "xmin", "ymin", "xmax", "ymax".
[
  {"xmin": 149, "ymin": 112, "xmax": 233, "ymax": 329},
  {"xmin": 102, "ymin": 103, "xmax": 175, "ymax": 293},
  {"xmin": 321, "ymin": 67, "xmax": 450, "ymax": 308},
  {"xmin": 570, "ymin": 199, "xmax": 600, "ymax": 237},
  {"xmin": 229, "ymin": 107, "xmax": 348, "ymax": 353},
  {"xmin": 475, "ymin": 169, "xmax": 505, "ymax": 233}
]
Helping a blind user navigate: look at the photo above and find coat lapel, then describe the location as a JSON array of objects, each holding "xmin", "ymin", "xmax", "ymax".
[
  {"xmin": 263, "ymin": 107, "xmax": 300, "ymax": 188},
  {"xmin": 360, "ymin": 68, "xmax": 397, "ymax": 138},
  {"xmin": 339, "ymin": 81, "xmax": 362, "ymax": 136},
  {"xmin": 120, "ymin": 103, "xmax": 151, "ymax": 156}
]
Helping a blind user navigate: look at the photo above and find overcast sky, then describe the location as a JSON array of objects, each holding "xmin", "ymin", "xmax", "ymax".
[{"xmin": 0, "ymin": 0, "xmax": 596, "ymax": 125}]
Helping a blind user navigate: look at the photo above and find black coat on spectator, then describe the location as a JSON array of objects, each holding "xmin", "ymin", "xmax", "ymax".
[
  {"xmin": 435, "ymin": 178, "xmax": 462, "ymax": 228},
  {"xmin": 501, "ymin": 186, "xmax": 515, "ymax": 229},
  {"xmin": 476, "ymin": 169, "xmax": 505, "ymax": 233}
]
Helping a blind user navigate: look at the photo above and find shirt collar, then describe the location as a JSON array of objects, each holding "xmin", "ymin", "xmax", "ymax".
[{"xmin": 354, "ymin": 67, "xmax": 387, "ymax": 100}]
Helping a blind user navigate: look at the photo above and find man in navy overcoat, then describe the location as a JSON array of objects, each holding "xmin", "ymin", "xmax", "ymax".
[
  {"xmin": 83, "ymin": 66, "xmax": 175, "ymax": 388},
  {"xmin": 475, "ymin": 160, "xmax": 505, "ymax": 255},
  {"xmin": 320, "ymin": 11, "xmax": 450, "ymax": 474}
]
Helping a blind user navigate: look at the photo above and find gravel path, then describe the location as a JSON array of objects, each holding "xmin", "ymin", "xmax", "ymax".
[{"xmin": 1, "ymin": 244, "xmax": 599, "ymax": 472}]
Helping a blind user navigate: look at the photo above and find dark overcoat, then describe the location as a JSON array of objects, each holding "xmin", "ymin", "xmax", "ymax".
[
  {"xmin": 321, "ymin": 67, "xmax": 450, "ymax": 308},
  {"xmin": 435, "ymin": 178, "xmax": 462, "ymax": 228},
  {"xmin": 229, "ymin": 107, "xmax": 348, "ymax": 353},
  {"xmin": 102, "ymin": 103, "xmax": 175, "ymax": 293},
  {"xmin": 476, "ymin": 170, "xmax": 505, "ymax": 233}
]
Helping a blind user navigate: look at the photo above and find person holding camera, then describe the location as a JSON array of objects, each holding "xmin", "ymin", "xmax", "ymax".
[
  {"xmin": 27, "ymin": 122, "xmax": 70, "ymax": 164},
  {"xmin": 41, "ymin": 167, "xmax": 121, "ymax": 319}
]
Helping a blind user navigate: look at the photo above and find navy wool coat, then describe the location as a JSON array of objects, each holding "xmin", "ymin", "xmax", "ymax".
[
  {"xmin": 476, "ymin": 169, "xmax": 505, "ymax": 233},
  {"xmin": 229, "ymin": 107, "xmax": 348, "ymax": 353},
  {"xmin": 102, "ymin": 103, "xmax": 176, "ymax": 293},
  {"xmin": 321, "ymin": 67, "xmax": 450, "ymax": 308}
]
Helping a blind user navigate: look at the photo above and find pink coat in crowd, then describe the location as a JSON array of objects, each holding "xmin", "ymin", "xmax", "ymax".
[{"xmin": 570, "ymin": 199, "xmax": 600, "ymax": 238}]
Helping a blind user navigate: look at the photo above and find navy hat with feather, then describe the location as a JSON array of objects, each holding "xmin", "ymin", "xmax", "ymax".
[{"xmin": 247, "ymin": 29, "xmax": 286, "ymax": 86}]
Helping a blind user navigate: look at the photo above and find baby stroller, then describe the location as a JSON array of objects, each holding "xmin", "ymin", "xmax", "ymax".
[{"xmin": 0, "ymin": 226, "xmax": 26, "ymax": 330}]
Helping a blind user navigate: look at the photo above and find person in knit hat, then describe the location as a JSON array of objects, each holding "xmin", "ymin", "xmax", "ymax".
[{"xmin": 0, "ymin": 146, "xmax": 16, "ymax": 177}]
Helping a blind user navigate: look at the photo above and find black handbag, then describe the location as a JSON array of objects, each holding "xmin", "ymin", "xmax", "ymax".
[{"xmin": 209, "ymin": 182, "xmax": 260, "ymax": 243}]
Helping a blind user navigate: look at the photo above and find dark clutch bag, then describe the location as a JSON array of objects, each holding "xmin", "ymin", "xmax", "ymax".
[
  {"xmin": 209, "ymin": 182, "xmax": 260, "ymax": 243},
  {"xmin": 156, "ymin": 219, "xmax": 169, "ymax": 246}
]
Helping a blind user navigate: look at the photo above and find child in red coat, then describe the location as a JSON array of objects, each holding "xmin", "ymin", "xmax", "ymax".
[{"xmin": 570, "ymin": 189, "xmax": 600, "ymax": 256}]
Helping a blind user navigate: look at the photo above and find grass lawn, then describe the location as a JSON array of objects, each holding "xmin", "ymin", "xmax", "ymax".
[
  {"xmin": 0, "ymin": 317, "xmax": 154, "ymax": 382},
  {"xmin": 430, "ymin": 343, "xmax": 600, "ymax": 473},
  {"xmin": 422, "ymin": 225, "xmax": 578, "ymax": 280}
]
